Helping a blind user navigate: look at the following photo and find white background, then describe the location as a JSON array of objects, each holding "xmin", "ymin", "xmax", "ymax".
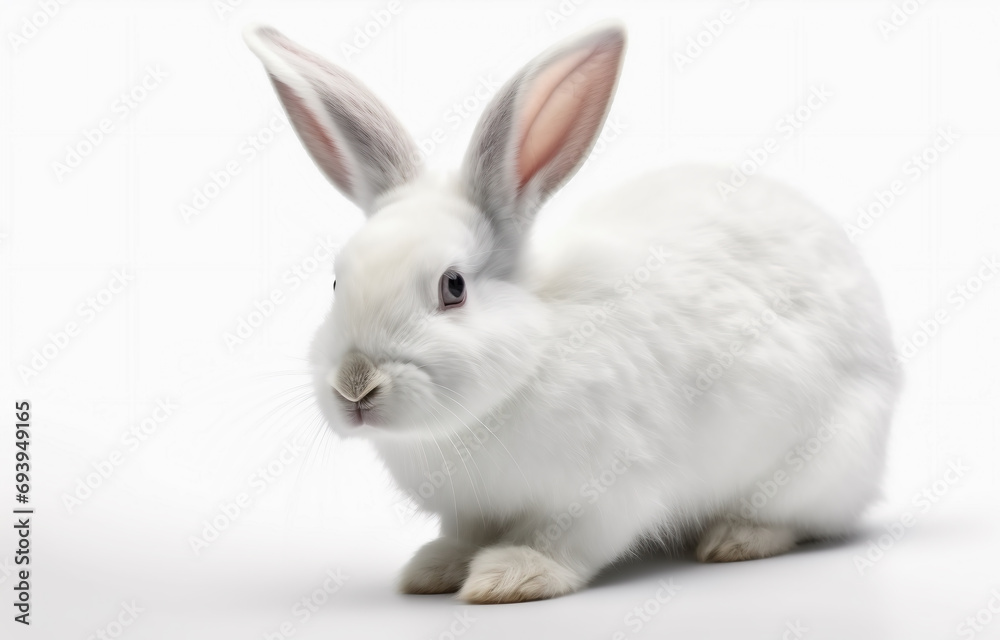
[{"xmin": 2, "ymin": 0, "xmax": 999, "ymax": 638}]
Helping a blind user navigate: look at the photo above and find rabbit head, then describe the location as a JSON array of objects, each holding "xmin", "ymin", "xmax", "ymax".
[{"xmin": 244, "ymin": 23, "xmax": 626, "ymax": 438}]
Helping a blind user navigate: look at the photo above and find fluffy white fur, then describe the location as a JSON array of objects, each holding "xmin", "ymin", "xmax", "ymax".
[{"xmin": 245, "ymin": 23, "xmax": 902, "ymax": 604}]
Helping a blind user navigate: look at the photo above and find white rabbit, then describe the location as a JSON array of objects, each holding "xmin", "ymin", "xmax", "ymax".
[{"xmin": 245, "ymin": 22, "xmax": 901, "ymax": 604}]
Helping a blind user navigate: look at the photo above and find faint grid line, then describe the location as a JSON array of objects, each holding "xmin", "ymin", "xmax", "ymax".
[
  {"xmin": 663, "ymin": 14, "xmax": 670, "ymax": 156},
  {"xmin": 128, "ymin": 9, "xmax": 137, "ymax": 426},
  {"xmin": 263, "ymin": 70, "xmax": 271, "ymax": 352},
  {"xmin": 5, "ymin": 16, "xmax": 11, "ymax": 378},
  {"xmin": 796, "ymin": 9, "xmax": 804, "ymax": 172},
  {"xmin": 930, "ymin": 14, "xmax": 942, "ymax": 480},
  {"xmin": 660, "ymin": 13, "xmax": 667, "ymax": 155}
]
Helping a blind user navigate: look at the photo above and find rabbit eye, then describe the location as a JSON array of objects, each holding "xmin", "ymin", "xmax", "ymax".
[
  {"xmin": 439, "ymin": 271, "xmax": 466, "ymax": 309},
  {"xmin": 332, "ymin": 279, "xmax": 336, "ymax": 291}
]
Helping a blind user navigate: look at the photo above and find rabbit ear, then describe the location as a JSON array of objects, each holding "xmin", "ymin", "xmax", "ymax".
[
  {"xmin": 244, "ymin": 25, "xmax": 419, "ymax": 214},
  {"xmin": 462, "ymin": 23, "xmax": 626, "ymax": 251}
]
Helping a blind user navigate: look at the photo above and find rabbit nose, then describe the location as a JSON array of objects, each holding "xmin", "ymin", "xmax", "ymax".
[{"xmin": 330, "ymin": 352, "xmax": 389, "ymax": 402}]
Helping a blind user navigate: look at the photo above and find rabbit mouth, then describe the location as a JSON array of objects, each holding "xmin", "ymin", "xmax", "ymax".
[{"xmin": 342, "ymin": 398, "xmax": 381, "ymax": 427}]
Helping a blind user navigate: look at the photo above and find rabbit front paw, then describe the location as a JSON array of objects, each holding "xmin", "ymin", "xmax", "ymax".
[
  {"xmin": 457, "ymin": 545, "xmax": 584, "ymax": 604},
  {"xmin": 400, "ymin": 537, "xmax": 479, "ymax": 594}
]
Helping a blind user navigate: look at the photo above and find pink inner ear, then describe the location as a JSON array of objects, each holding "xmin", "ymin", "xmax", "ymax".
[
  {"xmin": 273, "ymin": 78, "xmax": 354, "ymax": 197},
  {"xmin": 516, "ymin": 39, "xmax": 622, "ymax": 188}
]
